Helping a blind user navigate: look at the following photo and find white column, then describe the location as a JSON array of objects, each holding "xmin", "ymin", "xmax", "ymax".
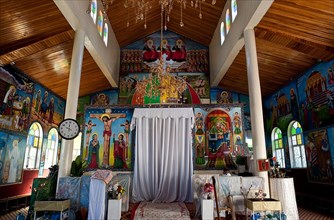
[
  {"xmin": 244, "ymin": 28, "xmax": 269, "ymax": 196},
  {"xmin": 57, "ymin": 29, "xmax": 85, "ymax": 181}
]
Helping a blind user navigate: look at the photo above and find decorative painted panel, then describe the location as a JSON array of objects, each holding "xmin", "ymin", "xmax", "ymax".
[{"xmin": 194, "ymin": 105, "xmax": 245, "ymax": 170}]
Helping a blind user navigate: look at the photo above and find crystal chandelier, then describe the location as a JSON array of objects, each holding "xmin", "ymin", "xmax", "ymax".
[{"xmin": 88, "ymin": 0, "xmax": 217, "ymax": 29}]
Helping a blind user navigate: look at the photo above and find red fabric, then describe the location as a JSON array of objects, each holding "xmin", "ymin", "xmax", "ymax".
[{"xmin": 131, "ymin": 202, "xmax": 141, "ymax": 220}]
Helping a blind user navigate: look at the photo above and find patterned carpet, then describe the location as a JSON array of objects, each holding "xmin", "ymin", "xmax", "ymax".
[{"xmin": 1, "ymin": 204, "xmax": 333, "ymax": 220}]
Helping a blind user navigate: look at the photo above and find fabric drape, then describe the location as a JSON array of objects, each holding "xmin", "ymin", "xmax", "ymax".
[{"xmin": 131, "ymin": 108, "xmax": 194, "ymax": 203}]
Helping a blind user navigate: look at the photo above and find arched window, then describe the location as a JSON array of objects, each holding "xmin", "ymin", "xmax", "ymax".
[
  {"xmin": 24, "ymin": 122, "xmax": 43, "ymax": 169},
  {"xmin": 103, "ymin": 23, "xmax": 108, "ymax": 46},
  {"xmin": 72, "ymin": 132, "xmax": 82, "ymax": 161},
  {"xmin": 90, "ymin": 0, "xmax": 97, "ymax": 24},
  {"xmin": 288, "ymin": 121, "xmax": 306, "ymax": 168},
  {"xmin": 44, "ymin": 128, "xmax": 59, "ymax": 169},
  {"xmin": 271, "ymin": 127, "xmax": 285, "ymax": 168},
  {"xmin": 220, "ymin": 22, "xmax": 225, "ymax": 45},
  {"xmin": 231, "ymin": 0, "xmax": 238, "ymax": 22},
  {"xmin": 97, "ymin": 10, "xmax": 103, "ymax": 36},
  {"xmin": 226, "ymin": 9, "xmax": 231, "ymax": 34}
]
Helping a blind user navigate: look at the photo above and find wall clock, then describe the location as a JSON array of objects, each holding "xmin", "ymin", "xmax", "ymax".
[{"xmin": 58, "ymin": 118, "xmax": 80, "ymax": 140}]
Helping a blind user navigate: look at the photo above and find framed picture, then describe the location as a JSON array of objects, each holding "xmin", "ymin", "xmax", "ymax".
[
  {"xmin": 193, "ymin": 104, "xmax": 245, "ymax": 170},
  {"xmin": 83, "ymin": 106, "xmax": 134, "ymax": 170},
  {"xmin": 257, "ymin": 159, "xmax": 270, "ymax": 172}
]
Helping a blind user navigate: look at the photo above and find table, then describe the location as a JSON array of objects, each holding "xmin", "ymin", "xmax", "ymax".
[
  {"xmin": 270, "ymin": 178, "xmax": 299, "ymax": 220},
  {"xmin": 34, "ymin": 199, "xmax": 70, "ymax": 220},
  {"xmin": 246, "ymin": 198, "xmax": 281, "ymax": 220}
]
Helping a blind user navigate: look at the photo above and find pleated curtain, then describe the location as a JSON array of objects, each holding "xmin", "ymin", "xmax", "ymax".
[{"xmin": 131, "ymin": 108, "xmax": 194, "ymax": 202}]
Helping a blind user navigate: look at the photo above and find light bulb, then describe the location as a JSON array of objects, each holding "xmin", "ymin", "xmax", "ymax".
[{"xmin": 180, "ymin": 21, "xmax": 184, "ymax": 27}]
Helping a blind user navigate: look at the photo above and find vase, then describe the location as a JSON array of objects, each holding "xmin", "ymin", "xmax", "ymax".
[
  {"xmin": 107, "ymin": 198, "xmax": 122, "ymax": 220},
  {"xmin": 238, "ymin": 165, "xmax": 245, "ymax": 173},
  {"xmin": 201, "ymin": 199, "xmax": 214, "ymax": 220}
]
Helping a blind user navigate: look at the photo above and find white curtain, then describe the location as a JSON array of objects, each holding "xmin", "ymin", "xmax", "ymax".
[{"xmin": 131, "ymin": 108, "xmax": 194, "ymax": 203}]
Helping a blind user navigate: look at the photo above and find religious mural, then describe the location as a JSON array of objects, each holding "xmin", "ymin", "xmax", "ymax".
[
  {"xmin": 239, "ymin": 94, "xmax": 251, "ymax": 131},
  {"xmin": 83, "ymin": 107, "xmax": 134, "ymax": 170},
  {"xmin": 297, "ymin": 61, "xmax": 334, "ymax": 130},
  {"xmin": 0, "ymin": 65, "xmax": 34, "ymax": 132},
  {"xmin": 30, "ymin": 84, "xmax": 65, "ymax": 133},
  {"xmin": 77, "ymin": 95, "xmax": 90, "ymax": 129},
  {"xmin": 0, "ymin": 132, "xmax": 26, "ymax": 185},
  {"xmin": 194, "ymin": 105, "xmax": 245, "ymax": 170},
  {"xmin": 210, "ymin": 87, "xmax": 251, "ymax": 130},
  {"xmin": 263, "ymin": 81, "xmax": 299, "ymax": 134},
  {"xmin": 304, "ymin": 129, "xmax": 334, "ymax": 185},
  {"xmin": 90, "ymin": 90, "xmax": 118, "ymax": 106},
  {"xmin": 263, "ymin": 60, "xmax": 334, "ymax": 186},
  {"xmin": 118, "ymin": 31, "xmax": 210, "ymax": 105}
]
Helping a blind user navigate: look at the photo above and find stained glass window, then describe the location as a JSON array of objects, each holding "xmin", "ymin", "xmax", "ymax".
[
  {"xmin": 44, "ymin": 128, "xmax": 59, "ymax": 169},
  {"xmin": 271, "ymin": 127, "xmax": 285, "ymax": 168},
  {"xmin": 220, "ymin": 22, "xmax": 225, "ymax": 45},
  {"xmin": 90, "ymin": 0, "xmax": 97, "ymax": 24},
  {"xmin": 288, "ymin": 121, "xmax": 306, "ymax": 168},
  {"xmin": 103, "ymin": 23, "xmax": 108, "ymax": 46},
  {"xmin": 24, "ymin": 122, "xmax": 43, "ymax": 169},
  {"xmin": 97, "ymin": 10, "xmax": 103, "ymax": 36},
  {"xmin": 226, "ymin": 9, "xmax": 231, "ymax": 34},
  {"xmin": 231, "ymin": 0, "xmax": 238, "ymax": 22}
]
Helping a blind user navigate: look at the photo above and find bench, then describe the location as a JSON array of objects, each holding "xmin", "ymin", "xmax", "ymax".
[{"xmin": 0, "ymin": 193, "xmax": 31, "ymax": 215}]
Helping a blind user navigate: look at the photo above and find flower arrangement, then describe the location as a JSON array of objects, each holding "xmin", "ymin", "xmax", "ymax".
[
  {"xmin": 108, "ymin": 182, "xmax": 126, "ymax": 200},
  {"xmin": 269, "ymin": 160, "xmax": 286, "ymax": 178},
  {"xmin": 254, "ymin": 189, "xmax": 267, "ymax": 201},
  {"xmin": 202, "ymin": 182, "xmax": 214, "ymax": 199}
]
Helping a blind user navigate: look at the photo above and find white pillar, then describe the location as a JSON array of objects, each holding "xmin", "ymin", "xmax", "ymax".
[
  {"xmin": 57, "ymin": 29, "xmax": 85, "ymax": 182},
  {"xmin": 244, "ymin": 28, "xmax": 269, "ymax": 196}
]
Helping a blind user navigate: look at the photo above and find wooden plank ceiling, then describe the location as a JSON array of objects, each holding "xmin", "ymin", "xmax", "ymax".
[
  {"xmin": 0, "ymin": 0, "xmax": 333, "ymax": 100},
  {"xmin": 220, "ymin": 0, "xmax": 334, "ymax": 97}
]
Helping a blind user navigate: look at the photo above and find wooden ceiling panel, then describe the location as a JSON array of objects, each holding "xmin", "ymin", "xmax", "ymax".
[
  {"xmin": 108, "ymin": 0, "xmax": 226, "ymax": 47},
  {"xmin": 220, "ymin": 0, "xmax": 334, "ymax": 98},
  {"xmin": 0, "ymin": 0, "xmax": 72, "ymax": 55}
]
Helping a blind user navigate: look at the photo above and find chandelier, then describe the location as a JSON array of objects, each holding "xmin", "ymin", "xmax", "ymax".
[
  {"xmin": 134, "ymin": 3, "xmax": 189, "ymax": 104},
  {"xmin": 88, "ymin": 0, "xmax": 217, "ymax": 29}
]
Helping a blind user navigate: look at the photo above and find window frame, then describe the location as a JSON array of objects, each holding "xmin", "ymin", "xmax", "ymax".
[
  {"xmin": 271, "ymin": 127, "xmax": 285, "ymax": 168},
  {"xmin": 24, "ymin": 122, "xmax": 44, "ymax": 170},
  {"xmin": 288, "ymin": 120, "xmax": 307, "ymax": 168}
]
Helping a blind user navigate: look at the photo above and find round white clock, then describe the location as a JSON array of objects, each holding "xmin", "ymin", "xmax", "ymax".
[{"xmin": 58, "ymin": 118, "xmax": 80, "ymax": 140}]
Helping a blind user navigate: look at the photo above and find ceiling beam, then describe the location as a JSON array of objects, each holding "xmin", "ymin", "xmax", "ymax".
[
  {"xmin": 255, "ymin": 27, "xmax": 334, "ymax": 62},
  {"xmin": 210, "ymin": 0, "xmax": 274, "ymax": 86},
  {"xmin": 0, "ymin": 30, "xmax": 74, "ymax": 65}
]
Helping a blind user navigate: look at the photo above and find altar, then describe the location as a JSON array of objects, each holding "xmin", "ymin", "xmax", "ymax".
[{"xmin": 246, "ymin": 198, "xmax": 281, "ymax": 219}]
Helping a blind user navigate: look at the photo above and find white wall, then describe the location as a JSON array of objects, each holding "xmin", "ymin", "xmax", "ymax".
[
  {"xmin": 54, "ymin": 0, "xmax": 120, "ymax": 87},
  {"xmin": 210, "ymin": 0, "xmax": 273, "ymax": 86}
]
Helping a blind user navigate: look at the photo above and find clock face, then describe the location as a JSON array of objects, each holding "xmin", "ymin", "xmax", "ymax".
[{"xmin": 58, "ymin": 119, "xmax": 80, "ymax": 140}]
